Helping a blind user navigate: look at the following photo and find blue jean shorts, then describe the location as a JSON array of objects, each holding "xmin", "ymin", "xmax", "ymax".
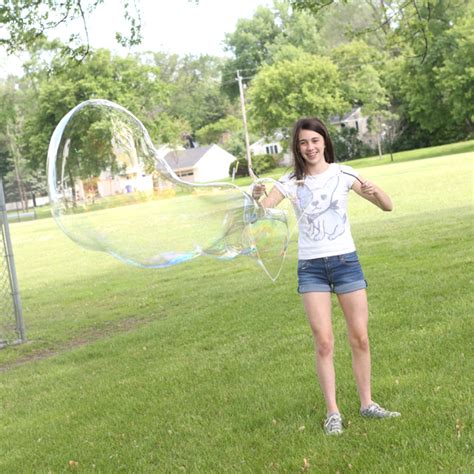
[{"xmin": 297, "ymin": 251, "xmax": 367, "ymax": 294}]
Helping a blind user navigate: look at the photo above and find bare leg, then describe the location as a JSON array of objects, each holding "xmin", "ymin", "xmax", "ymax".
[
  {"xmin": 302, "ymin": 292, "xmax": 338, "ymax": 414},
  {"xmin": 337, "ymin": 289, "xmax": 372, "ymax": 409}
]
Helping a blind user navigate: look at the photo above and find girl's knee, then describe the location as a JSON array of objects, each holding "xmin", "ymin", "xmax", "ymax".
[
  {"xmin": 315, "ymin": 338, "xmax": 334, "ymax": 358},
  {"xmin": 348, "ymin": 333, "xmax": 370, "ymax": 352}
]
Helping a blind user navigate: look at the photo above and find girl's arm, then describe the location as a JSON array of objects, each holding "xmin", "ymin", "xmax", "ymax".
[{"xmin": 352, "ymin": 176, "xmax": 393, "ymax": 211}]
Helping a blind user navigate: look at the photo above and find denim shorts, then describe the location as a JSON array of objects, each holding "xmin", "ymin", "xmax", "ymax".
[{"xmin": 297, "ymin": 251, "xmax": 367, "ymax": 294}]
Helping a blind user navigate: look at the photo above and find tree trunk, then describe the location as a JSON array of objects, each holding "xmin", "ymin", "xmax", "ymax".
[
  {"xmin": 465, "ymin": 118, "xmax": 474, "ymax": 134},
  {"xmin": 6, "ymin": 124, "xmax": 28, "ymax": 211},
  {"xmin": 377, "ymin": 135, "xmax": 383, "ymax": 158}
]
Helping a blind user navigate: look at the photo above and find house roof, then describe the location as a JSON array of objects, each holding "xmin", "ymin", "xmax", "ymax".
[
  {"xmin": 330, "ymin": 106, "xmax": 362, "ymax": 124},
  {"xmin": 250, "ymin": 131, "xmax": 285, "ymax": 148},
  {"xmin": 163, "ymin": 145, "xmax": 214, "ymax": 170}
]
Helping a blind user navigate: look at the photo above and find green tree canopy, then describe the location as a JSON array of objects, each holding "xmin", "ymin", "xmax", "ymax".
[
  {"xmin": 21, "ymin": 48, "xmax": 175, "ymax": 172},
  {"xmin": 436, "ymin": 11, "xmax": 474, "ymax": 134},
  {"xmin": 151, "ymin": 53, "xmax": 231, "ymax": 134},
  {"xmin": 330, "ymin": 40, "xmax": 389, "ymax": 115},
  {"xmin": 0, "ymin": 75, "xmax": 44, "ymax": 207},
  {"xmin": 247, "ymin": 53, "xmax": 347, "ymax": 135},
  {"xmin": 195, "ymin": 115, "xmax": 241, "ymax": 146},
  {"xmin": 388, "ymin": 0, "xmax": 473, "ymax": 143},
  {"xmin": 221, "ymin": 6, "xmax": 281, "ymax": 98},
  {"xmin": 221, "ymin": 2, "xmax": 328, "ymax": 99},
  {"xmin": 0, "ymin": 0, "xmax": 141, "ymax": 57}
]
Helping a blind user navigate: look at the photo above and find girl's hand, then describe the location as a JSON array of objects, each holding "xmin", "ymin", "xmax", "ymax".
[
  {"xmin": 353, "ymin": 176, "xmax": 393, "ymax": 211},
  {"xmin": 252, "ymin": 183, "xmax": 267, "ymax": 200},
  {"xmin": 360, "ymin": 180, "xmax": 377, "ymax": 196}
]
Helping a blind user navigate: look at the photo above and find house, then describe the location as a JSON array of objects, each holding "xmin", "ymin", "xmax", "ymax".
[
  {"xmin": 163, "ymin": 144, "xmax": 237, "ymax": 182},
  {"xmin": 250, "ymin": 137, "xmax": 282, "ymax": 156},
  {"xmin": 250, "ymin": 132, "xmax": 291, "ymax": 166},
  {"xmin": 72, "ymin": 143, "xmax": 236, "ymax": 202},
  {"xmin": 330, "ymin": 107, "xmax": 371, "ymax": 143}
]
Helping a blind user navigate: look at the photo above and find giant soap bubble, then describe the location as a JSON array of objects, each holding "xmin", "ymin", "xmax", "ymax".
[{"xmin": 47, "ymin": 100, "xmax": 290, "ymax": 280}]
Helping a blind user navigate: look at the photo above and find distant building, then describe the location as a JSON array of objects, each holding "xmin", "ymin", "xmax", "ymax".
[
  {"xmin": 330, "ymin": 107, "xmax": 372, "ymax": 144},
  {"xmin": 250, "ymin": 138, "xmax": 282, "ymax": 156},
  {"xmin": 163, "ymin": 144, "xmax": 237, "ymax": 182},
  {"xmin": 71, "ymin": 143, "xmax": 237, "ymax": 203},
  {"xmin": 250, "ymin": 132, "xmax": 291, "ymax": 166}
]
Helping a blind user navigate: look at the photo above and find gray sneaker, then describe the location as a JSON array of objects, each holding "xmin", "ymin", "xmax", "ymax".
[
  {"xmin": 360, "ymin": 402, "xmax": 401, "ymax": 418},
  {"xmin": 324, "ymin": 412, "xmax": 343, "ymax": 435}
]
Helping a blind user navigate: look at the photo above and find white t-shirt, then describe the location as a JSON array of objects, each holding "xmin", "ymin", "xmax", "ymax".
[{"xmin": 276, "ymin": 163, "xmax": 359, "ymax": 259}]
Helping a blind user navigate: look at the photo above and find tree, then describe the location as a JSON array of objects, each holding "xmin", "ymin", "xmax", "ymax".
[
  {"xmin": 247, "ymin": 53, "xmax": 348, "ymax": 135},
  {"xmin": 0, "ymin": 145, "xmax": 13, "ymax": 178},
  {"xmin": 221, "ymin": 6, "xmax": 281, "ymax": 99},
  {"xmin": 0, "ymin": 0, "xmax": 141, "ymax": 57},
  {"xmin": 221, "ymin": 2, "xmax": 328, "ymax": 99},
  {"xmin": 314, "ymin": 0, "xmax": 387, "ymax": 50},
  {"xmin": 330, "ymin": 40, "xmax": 388, "ymax": 114},
  {"xmin": 154, "ymin": 54, "xmax": 231, "ymax": 134},
  {"xmin": 436, "ymin": 11, "xmax": 474, "ymax": 135},
  {"xmin": 20, "ymin": 48, "xmax": 176, "ymax": 174},
  {"xmin": 0, "ymin": 77, "xmax": 32, "ymax": 209},
  {"xmin": 386, "ymin": 0, "xmax": 473, "ymax": 144},
  {"xmin": 332, "ymin": 126, "xmax": 374, "ymax": 161},
  {"xmin": 329, "ymin": 39, "xmax": 397, "ymax": 153},
  {"xmin": 195, "ymin": 115, "xmax": 241, "ymax": 145},
  {"xmin": 268, "ymin": 0, "xmax": 324, "ymax": 55},
  {"xmin": 289, "ymin": 0, "xmax": 466, "ymax": 61},
  {"xmin": 368, "ymin": 110, "xmax": 401, "ymax": 159}
]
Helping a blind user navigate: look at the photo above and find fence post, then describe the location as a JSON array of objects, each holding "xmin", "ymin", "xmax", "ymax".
[{"xmin": 0, "ymin": 178, "xmax": 26, "ymax": 345}]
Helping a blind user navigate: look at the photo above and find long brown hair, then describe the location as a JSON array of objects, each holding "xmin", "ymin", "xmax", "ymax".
[{"xmin": 291, "ymin": 117, "xmax": 335, "ymax": 181}]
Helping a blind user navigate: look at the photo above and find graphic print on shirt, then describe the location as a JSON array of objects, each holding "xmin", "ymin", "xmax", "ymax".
[{"xmin": 296, "ymin": 174, "xmax": 347, "ymax": 241}]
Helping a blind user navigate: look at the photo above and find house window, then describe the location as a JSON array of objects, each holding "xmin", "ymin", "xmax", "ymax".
[
  {"xmin": 177, "ymin": 170, "xmax": 194, "ymax": 178},
  {"xmin": 265, "ymin": 145, "xmax": 279, "ymax": 154}
]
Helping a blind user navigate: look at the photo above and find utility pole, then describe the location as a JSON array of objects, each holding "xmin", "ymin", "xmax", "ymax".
[{"xmin": 236, "ymin": 70, "xmax": 256, "ymax": 179}]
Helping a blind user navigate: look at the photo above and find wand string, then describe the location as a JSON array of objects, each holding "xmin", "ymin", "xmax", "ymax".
[{"xmin": 341, "ymin": 170, "xmax": 364, "ymax": 184}]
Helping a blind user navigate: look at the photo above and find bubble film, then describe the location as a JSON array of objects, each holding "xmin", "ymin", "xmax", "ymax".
[{"xmin": 47, "ymin": 100, "xmax": 289, "ymax": 280}]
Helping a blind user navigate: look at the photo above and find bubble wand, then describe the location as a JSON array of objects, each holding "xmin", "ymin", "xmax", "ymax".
[{"xmin": 236, "ymin": 70, "xmax": 268, "ymax": 196}]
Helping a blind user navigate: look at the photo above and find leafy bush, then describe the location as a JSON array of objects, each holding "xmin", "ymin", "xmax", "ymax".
[
  {"xmin": 252, "ymin": 154, "xmax": 278, "ymax": 174},
  {"xmin": 229, "ymin": 157, "xmax": 249, "ymax": 177},
  {"xmin": 332, "ymin": 127, "xmax": 374, "ymax": 161},
  {"xmin": 228, "ymin": 154, "xmax": 278, "ymax": 177}
]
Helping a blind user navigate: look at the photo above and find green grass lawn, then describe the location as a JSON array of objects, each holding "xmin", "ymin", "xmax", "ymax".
[{"xmin": 0, "ymin": 153, "xmax": 473, "ymax": 472}]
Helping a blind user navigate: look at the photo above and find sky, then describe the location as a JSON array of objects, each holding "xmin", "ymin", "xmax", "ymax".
[{"xmin": 0, "ymin": 0, "xmax": 274, "ymax": 77}]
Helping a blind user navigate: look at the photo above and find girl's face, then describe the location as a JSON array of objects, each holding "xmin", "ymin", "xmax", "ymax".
[{"xmin": 298, "ymin": 129, "xmax": 326, "ymax": 168}]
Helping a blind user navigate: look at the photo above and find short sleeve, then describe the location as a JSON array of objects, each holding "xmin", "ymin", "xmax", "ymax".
[{"xmin": 339, "ymin": 165, "xmax": 359, "ymax": 189}]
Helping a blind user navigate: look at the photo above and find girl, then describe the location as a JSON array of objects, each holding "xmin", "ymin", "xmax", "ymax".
[{"xmin": 253, "ymin": 117, "xmax": 400, "ymax": 435}]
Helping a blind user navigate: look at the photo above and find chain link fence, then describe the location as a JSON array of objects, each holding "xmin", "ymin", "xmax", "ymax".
[
  {"xmin": 0, "ymin": 178, "xmax": 26, "ymax": 348},
  {"xmin": 3, "ymin": 176, "xmax": 48, "ymax": 222}
]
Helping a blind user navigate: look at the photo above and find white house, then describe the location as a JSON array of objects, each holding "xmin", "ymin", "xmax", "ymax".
[
  {"xmin": 70, "ymin": 144, "xmax": 236, "ymax": 202},
  {"xmin": 250, "ymin": 132, "xmax": 291, "ymax": 166},
  {"xmin": 250, "ymin": 138, "xmax": 282, "ymax": 156},
  {"xmin": 163, "ymin": 145, "xmax": 237, "ymax": 182}
]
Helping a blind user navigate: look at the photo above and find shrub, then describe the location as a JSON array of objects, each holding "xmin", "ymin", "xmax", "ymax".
[
  {"xmin": 228, "ymin": 153, "xmax": 278, "ymax": 178},
  {"xmin": 332, "ymin": 127, "xmax": 374, "ymax": 161},
  {"xmin": 252, "ymin": 154, "xmax": 278, "ymax": 174},
  {"xmin": 229, "ymin": 158, "xmax": 249, "ymax": 178}
]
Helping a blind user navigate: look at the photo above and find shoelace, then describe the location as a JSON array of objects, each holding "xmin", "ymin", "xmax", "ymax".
[
  {"xmin": 363, "ymin": 403, "xmax": 400, "ymax": 417},
  {"xmin": 325, "ymin": 414, "xmax": 342, "ymax": 432}
]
